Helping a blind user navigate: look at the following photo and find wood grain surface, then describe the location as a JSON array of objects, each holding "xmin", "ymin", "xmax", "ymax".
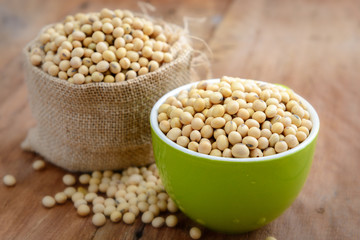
[{"xmin": 1, "ymin": 0, "xmax": 359, "ymax": 239}]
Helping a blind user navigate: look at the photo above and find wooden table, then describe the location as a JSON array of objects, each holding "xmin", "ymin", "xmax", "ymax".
[{"xmin": 1, "ymin": 0, "xmax": 359, "ymax": 239}]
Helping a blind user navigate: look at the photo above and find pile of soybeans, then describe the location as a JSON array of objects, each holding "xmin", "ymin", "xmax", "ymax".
[
  {"xmin": 29, "ymin": 8, "xmax": 176, "ymax": 84},
  {"xmin": 158, "ymin": 76, "xmax": 313, "ymax": 158}
]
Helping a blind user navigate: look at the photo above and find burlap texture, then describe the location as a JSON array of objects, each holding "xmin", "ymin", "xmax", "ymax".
[{"xmin": 22, "ymin": 25, "xmax": 193, "ymax": 172}]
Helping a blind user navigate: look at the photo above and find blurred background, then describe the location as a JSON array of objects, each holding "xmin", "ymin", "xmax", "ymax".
[{"xmin": 0, "ymin": 0, "xmax": 359, "ymax": 239}]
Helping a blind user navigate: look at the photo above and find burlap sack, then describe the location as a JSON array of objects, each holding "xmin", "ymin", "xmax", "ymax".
[{"xmin": 22, "ymin": 24, "xmax": 193, "ymax": 172}]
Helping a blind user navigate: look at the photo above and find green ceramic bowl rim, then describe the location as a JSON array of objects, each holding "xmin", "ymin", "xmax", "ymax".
[{"xmin": 150, "ymin": 79, "xmax": 320, "ymax": 163}]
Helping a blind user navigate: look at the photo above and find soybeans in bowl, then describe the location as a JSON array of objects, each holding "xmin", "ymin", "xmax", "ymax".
[
  {"xmin": 156, "ymin": 76, "xmax": 312, "ymax": 157},
  {"xmin": 150, "ymin": 77, "xmax": 320, "ymax": 233}
]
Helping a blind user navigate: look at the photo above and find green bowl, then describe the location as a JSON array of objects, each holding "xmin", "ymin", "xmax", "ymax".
[{"xmin": 150, "ymin": 79, "xmax": 320, "ymax": 233}]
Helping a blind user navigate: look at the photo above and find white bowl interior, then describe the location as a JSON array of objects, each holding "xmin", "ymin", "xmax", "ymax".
[{"xmin": 150, "ymin": 79, "xmax": 320, "ymax": 162}]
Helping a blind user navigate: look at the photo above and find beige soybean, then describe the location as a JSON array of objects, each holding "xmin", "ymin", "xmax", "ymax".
[
  {"xmin": 296, "ymin": 131, "xmax": 307, "ymax": 142},
  {"xmin": 190, "ymin": 130, "xmax": 201, "ymax": 142},
  {"xmin": 165, "ymin": 215, "xmax": 178, "ymax": 227},
  {"xmin": 232, "ymin": 143, "xmax": 249, "ymax": 158},
  {"xmin": 212, "ymin": 105, "xmax": 225, "ymax": 117},
  {"xmin": 216, "ymin": 135, "xmax": 229, "ymax": 151},
  {"xmin": 271, "ymin": 122, "xmax": 284, "ymax": 134},
  {"xmin": 177, "ymin": 136, "xmax": 190, "ymax": 147},
  {"xmin": 198, "ymin": 141, "xmax": 212, "ymax": 154},
  {"xmin": 285, "ymin": 134, "xmax": 299, "ymax": 148},
  {"xmin": 167, "ymin": 128, "xmax": 181, "ymax": 141},
  {"xmin": 77, "ymin": 204, "xmax": 91, "ymax": 217},
  {"xmin": 191, "ymin": 118, "xmax": 204, "ymax": 130},
  {"xmin": 93, "ymin": 203, "xmax": 105, "ymax": 214},
  {"xmin": 3, "ymin": 174, "xmax": 16, "ymax": 187},
  {"xmin": 157, "ymin": 200, "xmax": 168, "ymax": 212},
  {"xmin": 266, "ymin": 237, "xmax": 277, "ymax": 240},
  {"xmin": 265, "ymin": 105, "xmax": 277, "ymax": 118},
  {"xmin": 242, "ymin": 136, "xmax": 258, "ymax": 150},
  {"xmin": 274, "ymin": 141, "xmax": 288, "ymax": 153},
  {"xmin": 141, "ymin": 211, "xmax": 154, "ymax": 224},
  {"xmin": 253, "ymin": 99, "xmax": 267, "ymax": 111},
  {"xmin": 79, "ymin": 174, "xmax": 91, "ymax": 184},
  {"xmin": 248, "ymin": 127, "xmax": 261, "ymax": 139},
  {"xmin": 237, "ymin": 124, "xmax": 249, "ymax": 137},
  {"xmin": 200, "ymin": 125, "xmax": 213, "ymax": 138},
  {"xmin": 257, "ymin": 137, "xmax": 269, "ymax": 150},
  {"xmin": 167, "ymin": 201, "xmax": 178, "ymax": 213},
  {"xmin": 250, "ymin": 148, "xmax": 263, "ymax": 157},
  {"xmin": 228, "ymin": 131, "xmax": 242, "ymax": 145},
  {"xmin": 32, "ymin": 159, "xmax": 46, "ymax": 170},
  {"xmin": 63, "ymin": 174, "xmax": 76, "ymax": 186},
  {"xmin": 42, "ymin": 196, "xmax": 56, "ymax": 208},
  {"xmin": 54, "ymin": 192, "xmax": 67, "ymax": 204},
  {"xmin": 224, "ymin": 121, "xmax": 237, "ymax": 134},
  {"xmin": 188, "ymin": 142, "xmax": 199, "ymax": 151},
  {"xmin": 152, "ymin": 217, "xmax": 165, "ymax": 228},
  {"xmin": 71, "ymin": 192, "xmax": 84, "ymax": 202},
  {"xmin": 189, "ymin": 227, "xmax": 202, "ymax": 239},
  {"xmin": 110, "ymin": 211, "xmax": 122, "ymax": 222},
  {"xmin": 261, "ymin": 129, "xmax": 272, "ymax": 139},
  {"xmin": 74, "ymin": 199, "xmax": 87, "ymax": 209},
  {"xmin": 180, "ymin": 112, "xmax": 193, "ymax": 125},
  {"xmin": 245, "ymin": 119, "xmax": 260, "ymax": 128},
  {"xmin": 263, "ymin": 147, "xmax": 276, "ymax": 156},
  {"xmin": 211, "ymin": 117, "xmax": 226, "ymax": 129},
  {"xmin": 123, "ymin": 212, "xmax": 136, "ymax": 224},
  {"xmin": 64, "ymin": 187, "xmax": 76, "ymax": 197},
  {"xmin": 252, "ymin": 111, "xmax": 266, "ymax": 123},
  {"xmin": 92, "ymin": 213, "xmax": 106, "ymax": 227},
  {"xmin": 84, "ymin": 192, "xmax": 97, "ymax": 202}
]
